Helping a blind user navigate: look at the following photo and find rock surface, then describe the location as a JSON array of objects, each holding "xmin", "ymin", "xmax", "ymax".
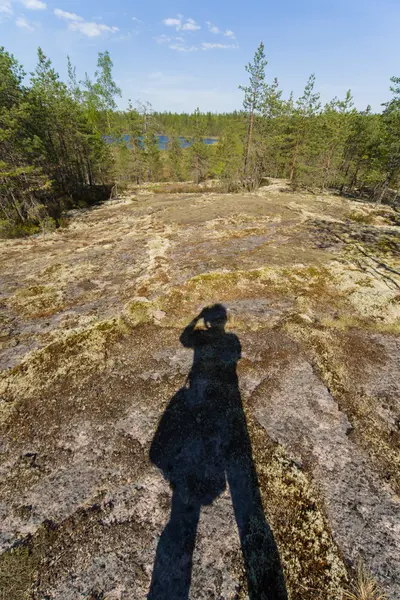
[{"xmin": 1, "ymin": 186, "xmax": 400, "ymax": 599}]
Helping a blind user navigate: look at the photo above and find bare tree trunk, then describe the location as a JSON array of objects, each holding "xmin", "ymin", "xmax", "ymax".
[
  {"xmin": 10, "ymin": 191, "xmax": 25, "ymax": 222},
  {"xmin": 290, "ymin": 141, "xmax": 300, "ymax": 182},
  {"xmin": 340, "ymin": 161, "xmax": 351, "ymax": 194},
  {"xmin": 377, "ymin": 175, "xmax": 390, "ymax": 205},
  {"xmin": 244, "ymin": 102, "xmax": 255, "ymax": 174},
  {"xmin": 194, "ymin": 154, "xmax": 199, "ymax": 185},
  {"xmin": 322, "ymin": 146, "xmax": 335, "ymax": 190},
  {"xmin": 350, "ymin": 164, "xmax": 360, "ymax": 191}
]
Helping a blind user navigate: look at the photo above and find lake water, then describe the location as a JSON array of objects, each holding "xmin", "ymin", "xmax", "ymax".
[{"xmin": 107, "ymin": 135, "xmax": 218, "ymax": 150}]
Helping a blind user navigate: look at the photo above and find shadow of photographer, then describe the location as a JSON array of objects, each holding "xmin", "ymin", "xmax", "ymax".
[{"xmin": 148, "ymin": 304, "xmax": 287, "ymax": 600}]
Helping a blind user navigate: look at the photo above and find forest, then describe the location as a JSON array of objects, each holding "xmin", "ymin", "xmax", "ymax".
[{"xmin": 1, "ymin": 42, "xmax": 400, "ymax": 237}]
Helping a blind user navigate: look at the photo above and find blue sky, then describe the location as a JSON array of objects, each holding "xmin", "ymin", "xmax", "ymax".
[{"xmin": 1, "ymin": 0, "xmax": 399, "ymax": 113}]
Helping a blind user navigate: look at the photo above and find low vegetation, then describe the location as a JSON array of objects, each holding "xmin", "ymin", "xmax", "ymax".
[{"xmin": 343, "ymin": 561, "xmax": 387, "ymax": 600}]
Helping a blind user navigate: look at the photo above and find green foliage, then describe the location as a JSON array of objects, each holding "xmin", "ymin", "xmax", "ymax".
[
  {"xmin": 188, "ymin": 108, "xmax": 210, "ymax": 183},
  {"xmin": 167, "ymin": 136, "xmax": 185, "ymax": 181},
  {"xmin": 0, "ymin": 46, "xmax": 114, "ymax": 237},
  {"xmin": 239, "ymin": 41, "xmax": 269, "ymax": 115},
  {"xmin": 213, "ymin": 125, "xmax": 244, "ymax": 190}
]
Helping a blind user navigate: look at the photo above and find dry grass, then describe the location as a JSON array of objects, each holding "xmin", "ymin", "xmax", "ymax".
[{"xmin": 343, "ymin": 561, "xmax": 387, "ymax": 600}]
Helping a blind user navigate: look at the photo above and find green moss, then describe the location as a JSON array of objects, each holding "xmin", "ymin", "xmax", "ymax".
[
  {"xmin": 9, "ymin": 285, "xmax": 64, "ymax": 318},
  {"xmin": 126, "ymin": 299, "xmax": 154, "ymax": 326},
  {"xmin": 345, "ymin": 211, "xmax": 374, "ymax": 225},
  {"xmin": 248, "ymin": 417, "xmax": 347, "ymax": 600},
  {"xmin": 16, "ymin": 285, "xmax": 49, "ymax": 298},
  {"xmin": 0, "ymin": 545, "xmax": 39, "ymax": 599},
  {"xmin": 376, "ymin": 236, "xmax": 399, "ymax": 253},
  {"xmin": 0, "ymin": 521, "xmax": 59, "ymax": 600}
]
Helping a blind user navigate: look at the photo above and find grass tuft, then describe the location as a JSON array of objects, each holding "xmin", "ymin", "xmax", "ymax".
[{"xmin": 343, "ymin": 561, "xmax": 387, "ymax": 600}]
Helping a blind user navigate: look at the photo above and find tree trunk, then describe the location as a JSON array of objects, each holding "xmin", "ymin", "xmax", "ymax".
[
  {"xmin": 290, "ymin": 141, "xmax": 300, "ymax": 182},
  {"xmin": 10, "ymin": 191, "xmax": 25, "ymax": 222},
  {"xmin": 194, "ymin": 154, "xmax": 199, "ymax": 185},
  {"xmin": 377, "ymin": 175, "xmax": 390, "ymax": 205},
  {"xmin": 340, "ymin": 161, "xmax": 351, "ymax": 194},
  {"xmin": 244, "ymin": 102, "xmax": 255, "ymax": 174},
  {"xmin": 323, "ymin": 146, "xmax": 335, "ymax": 190}
]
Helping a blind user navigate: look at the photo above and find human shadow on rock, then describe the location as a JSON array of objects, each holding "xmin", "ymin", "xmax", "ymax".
[{"xmin": 148, "ymin": 304, "xmax": 288, "ymax": 600}]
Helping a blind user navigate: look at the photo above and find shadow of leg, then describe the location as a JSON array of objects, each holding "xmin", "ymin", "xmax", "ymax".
[
  {"xmin": 148, "ymin": 492, "xmax": 201, "ymax": 600},
  {"xmin": 227, "ymin": 456, "xmax": 288, "ymax": 600}
]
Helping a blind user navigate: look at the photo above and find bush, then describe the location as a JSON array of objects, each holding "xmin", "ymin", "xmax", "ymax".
[{"xmin": 0, "ymin": 219, "xmax": 40, "ymax": 239}]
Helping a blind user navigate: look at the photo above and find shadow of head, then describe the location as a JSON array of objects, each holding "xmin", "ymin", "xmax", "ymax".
[{"xmin": 202, "ymin": 303, "xmax": 228, "ymax": 330}]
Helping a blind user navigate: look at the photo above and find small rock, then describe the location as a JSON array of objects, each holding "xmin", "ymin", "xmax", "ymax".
[{"xmin": 152, "ymin": 309, "xmax": 166, "ymax": 322}]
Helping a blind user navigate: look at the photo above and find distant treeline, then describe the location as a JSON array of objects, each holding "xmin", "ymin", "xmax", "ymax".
[
  {"xmin": 1, "ymin": 42, "xmax": 400, "ymax": 237},
  {"xmin": 113, "ymin": 110, "xmax": 245, "ymax": 137}
]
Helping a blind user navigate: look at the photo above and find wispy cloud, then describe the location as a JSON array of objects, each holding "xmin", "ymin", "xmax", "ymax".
[
  {"xmin": 132, "ymin": 16, "xmax": 142, "ymax": 23},
  {"xmin": 169, "ymin": 43, "xmax": 199, "ymax": 52},
  {"xmin": 206, "ymin": 20, "xmax": 236, "ymax": 39},
  {"xmin": 206, "ymin": 21, "xmax": 219, "ymax": 34},
  {"xmin": 168, "ymin": 40, "xmax": 237, "ymax": 52},
  {"xmin": 16, "ymin": 14, "xmax": 34, "ymax": 29},
  {"xmin": 0, "ymin": 0, "xmax": 13, "ymax": 14},
  {"xmin": 163, "ymin": 17, "xmax": 180, "ymax": 28},
  {"xmin": 154, "ymin": 34, "xmax": 171, "ymax": 44},
  {"xmin": 154, "ymin": 33, "xmax": 188, "ymax": 46},
  {"xmin": 163, "ymin": 15, "xmax": 201, "ymax": 32},
  {"xmin": 201, "ymin": 42, "xmax": 238, "ymax": 50},
  {"xmin": 69, "ymin": 20, "xmax": 119, "ymax": 37},
  {"xmin": 54, "ymin": 7, "xmax": 118, "ymax": 37},
  {"xmin": 21, "ymin": 0, "xmax": 46, "ymax": 10},
  {"xmin": 54, "ymin": 8, "xmax": 82, "ymax": 21},
  {"xmin": 181, "ymin": 17, "xmax": 200, "ymax": 31}
]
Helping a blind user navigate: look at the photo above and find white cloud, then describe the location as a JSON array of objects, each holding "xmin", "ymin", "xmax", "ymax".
[
  {"xmin": 206, "ymin": 21, "xmax": 235, "ymax": 38},
  {"xmin": 16, "ymin": 15, "xmax": 34, "ymax": 29},
  {"xmin": 175, "ymin": 36, "xmax": 184, "ymax": 42},
  {"xmin": 224, "ymin": 29, "xmax": 235, "ymax": 38},
  {"xmin": 201, "ymin": 42, "xmax": 237, "ymax": 50},
  {"xmin": 163, "ymin": 17, "xmax": 181, "ymax": 27},
  {"xmin": 132, "ymin": 16, "xmax": 142, "ymax": 23},
  {"xmin": 54, "ymin": 7, "xmax": 118, "ymax": 37},
  {"xmin": 206, "ymin": 21, "xmax": 219, "ymax": 34},
  {"xmin": 69, "ymin": 20, "xmax": 119, "ymax": 37},
  {"xmin": 0, "ymin": 0, "xmax": 13, "ymax": 14},
  {"xmin": 169, "ymin": 43, "xmax": 198, "ymax": 52},
  {"xmin": 54, "ymin": 8, "xmax": 83, "ymax": 21},
  {"xmin": 21, "ymin": 0, "xmax": 46, "ymax": 10},
  {"xmin": 181, "ymin": 17, "xmax": 200, "ymax": 31},
  {"xmin": 163, "ymin": 15, "xmax": 200, "ymax": 32}
]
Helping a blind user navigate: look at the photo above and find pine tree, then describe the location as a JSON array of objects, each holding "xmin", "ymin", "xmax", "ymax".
[
  {"xmin": 167, "ymin": 136, "xmax": 184, "ymax": 181},
  {"xmin": 239, "ymin": 42, "xmax": 268, "ymax": 173},
  {"xmin": 285, "ymin": 73, "xmax": 321, "ymax": 185},
  {"xmin": 189, "ymin": 108, "xmax": 209, "ymax": 184},
  {"xmin": 377, "ymin": 77, "xmax": 400, "ymax": 203}
]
